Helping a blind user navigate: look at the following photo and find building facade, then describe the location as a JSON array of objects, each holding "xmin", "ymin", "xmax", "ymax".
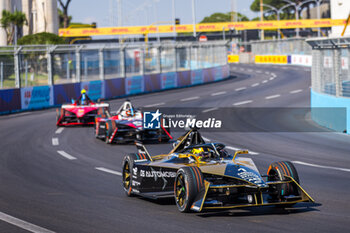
[{"xmin": 0, "ymin": 0, "xmax": 58, "ymax": 46}]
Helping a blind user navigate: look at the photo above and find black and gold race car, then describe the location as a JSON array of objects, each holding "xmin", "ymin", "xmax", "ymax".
[{"xmin": 122, "ymin": 129, "xmax": 314, "ymax": 213}]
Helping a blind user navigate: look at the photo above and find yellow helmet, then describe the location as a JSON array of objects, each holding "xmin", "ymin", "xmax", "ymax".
[
  {"xmin": 192, "ymin": 147, "xmax": 204, "ymax": 154},
  {"xmin": 81, "ymin": 89, "xmax": 86, "ymax": 94}
]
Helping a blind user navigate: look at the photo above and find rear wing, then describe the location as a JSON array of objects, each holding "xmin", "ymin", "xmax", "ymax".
[
  {"xmin": 135, "ymin": 141, "xmax": 153, "ymax": 161},
  {"xmin": 61, "ymin": 103, "xmax": 110, "ymax": 109}
]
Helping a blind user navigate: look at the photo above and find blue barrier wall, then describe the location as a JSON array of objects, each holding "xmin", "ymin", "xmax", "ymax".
[
  {"xmin": 0, "ymin": 65, "xmax": 230, "ymax": 114},
  {"xmin": 311, "ymin": 90, "xmax": 348, "ymax": 133}
]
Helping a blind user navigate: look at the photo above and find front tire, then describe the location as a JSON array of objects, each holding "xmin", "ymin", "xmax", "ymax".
[
  {"xmin": 267, "ymin": 161, "xmax": 300, "ymax": 203},
  {"xmin": 56, "ymin": 109, "xmax": 64, "ymax": 126},
  {"xmin": 122, "ymin": 153, "xmax": 139, "ymax": 197},
  {"xmin": 174, "ymin": 166, "xmax": 204, "ymax": 213}
]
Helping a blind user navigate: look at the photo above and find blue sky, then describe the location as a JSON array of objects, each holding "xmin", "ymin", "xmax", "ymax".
[{"xmin": 68, "ymin": 0, "xmax": 258, "ymax": 27}]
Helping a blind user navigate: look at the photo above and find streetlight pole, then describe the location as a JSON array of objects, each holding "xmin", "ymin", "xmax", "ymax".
[
  {"xmin": 260, "ymin": 0, "xmax": 264, "ymax": 40},
  {"xmin": 192, "ymin": 0, "xmax": 196, "ymax": 38},
  {"xmin": 172, "ymin": 0, "xmax": 176, "ymax": 40},
  {"xmin": 262, "ymin": 3, "xmax": 293, "ymax": 40}
]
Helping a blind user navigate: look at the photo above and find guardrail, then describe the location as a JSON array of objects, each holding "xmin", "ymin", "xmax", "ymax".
[{"xmin": 0, "ymin": 41, "xmax": 229, "ymax": 114}]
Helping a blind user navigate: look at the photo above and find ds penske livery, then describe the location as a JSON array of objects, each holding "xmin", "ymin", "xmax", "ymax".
[
  {"xmin": 56, "ymin": 89, "xmax": 109, "ymax": 126},
  {"xmin": 122, "ymin": 128, "xmax": 314, "ymax": 213},
  {"xmin": 95, "ymin": 101, "xmax": 172, "ymax": 144}
]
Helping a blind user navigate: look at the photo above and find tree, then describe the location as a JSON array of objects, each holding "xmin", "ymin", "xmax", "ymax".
[
  {"xmin": 58, "ymin": 0, "xmax": 72, "ymax": 28},
  {"xmin": 0, "ymin": 10, "xmax": 27, "ymax": 45},
  {"xmin": 200, "ymin": 12, "xmax": 249, "ymax": 23},
  {"xmin": 250, "ymin": 0, "xmax": 313, "ymax": 20},
  {"xmin": 58, "ymin": 8, "xmax": 72, "ymax": 28}
]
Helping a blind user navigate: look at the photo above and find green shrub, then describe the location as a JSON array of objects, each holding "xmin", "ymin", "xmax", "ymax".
[{"xmin": 18, "ymin": 32, "xmax": 66, "ymax": 45}]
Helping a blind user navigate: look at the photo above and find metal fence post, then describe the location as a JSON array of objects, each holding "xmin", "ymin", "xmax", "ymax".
[
  {"xmin": 189, "ymin": 44, "xmax": 192, "ymax": 70},
  {"xmin": 174, "ymin": 45, "xmax": 177, "ymax": 72},
  {"xmin": 14, "ymin": 47, "xmax": 21, "ymax": 88},
  {"xmin": 140, "ymin": 46, "xmax": 145, "ymax": 76},
  {"xmin": 0, "ymin": 62, "xmax": 3, "ymax": 88},
  {"xmin": 99, "ymin": 48, "xmax": 104, "ymax": 80},
  {"xmin": 25, "ymin": 60, "xmax": 28, "ymax": 87},
  {"xmin": 75, "ymin": 47, "xmax": 81, "ymax": 82},
  {"xmin": 157, "ymin": 45, "xmax": 161, "ymax": 73},
  {"xmin": 120, "ymin": 47, "xmax": 125, "ymax": 78},
  {"xmin": 348, "ymin": 49, "xmax": 350, "ymax": 85},
  {"xmin": 47, "ymin": 47, "xmax": 54, "ymax": 85},
  {"xmin": 319, "ymin": 50, "xmax": 325, "ymax": 93},
  {"xmin": 333, "ymin": 49, "xmax": 342, "ymax": 97}
]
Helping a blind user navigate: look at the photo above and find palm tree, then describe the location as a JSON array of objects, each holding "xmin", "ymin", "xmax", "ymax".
[{"xmin": 0, "ymin": 10, "xmax": 27, "ymax": 45}]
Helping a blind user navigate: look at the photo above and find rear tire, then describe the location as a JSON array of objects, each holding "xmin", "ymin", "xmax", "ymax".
[
  {"xmin": 174, "ymin": 166, "xmax": 204, "ymax": 213},
  {"xmin": 267, "ymin": 161, "xmax": 300, "ymax": 204},
  {"xmin": 122, "ymin": 153, "xmax": 139, "ymax": 197}
]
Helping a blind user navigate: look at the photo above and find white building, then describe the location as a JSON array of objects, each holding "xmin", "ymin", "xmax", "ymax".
[
  {"xmin": 0, "ymin": 0, "xmax": 58, "ymax": 46},
  {"xmin": 331, "ymin": 0, "xmax": 350, "ymax": 37}
]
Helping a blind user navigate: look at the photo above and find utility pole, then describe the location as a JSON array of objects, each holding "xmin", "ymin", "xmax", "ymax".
[
  {"xmin": 192, "ymin": 0, "xmax": 196, "ymax": 38},
  {"xmin": 260, "ymin": 0, "xmax": 264, "ymax": 40},
  {"xmin": 117, "ymin": 0, "xmax": 122, "ymax": 27}
]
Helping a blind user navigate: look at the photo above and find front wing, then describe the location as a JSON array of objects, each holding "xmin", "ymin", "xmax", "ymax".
[{"xmin": 191, "ymin": 176, "xmax": 314, "ymax": 212}]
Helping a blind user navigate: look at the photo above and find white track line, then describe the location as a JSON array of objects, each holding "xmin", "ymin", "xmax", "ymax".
[
  {"xmin": 181, "ymin": 96, "xmax": 199, "ymax": 102},
  {"xmin": 211, "ymin": 91, "xmax": 226, "ymax": 96},
  {"xmin": 235, "ymin": 87, "xmax": 246, "ymax": 91},
  {"xmin": 290, "ymin": 89, "xmax": 303, "ymax": 94},
  {"xmin": 265, "ymin": 71, "xmax": 270, "ymax": 74},
  {"xmin": 226, "ymin": 146, "xmax": 241, "ymax": 151},
  {"xmin": 262, "ymin": 80, "xmax": 268, "ymax": 83},
  {"xmin": 55, "ymin": 128, "xmax": 64, "ymax": 134},
  {"xmin": 233, "ymin": 100, "xmax": 253, "ymax": 106},
  {"xmin": 251, "ymin": 83, "xmax": 260, "ymax": 87},
  {"xmin": 202, "ymin": 107, "xmax": 219, "ymax": 113},
  {"xmin": 265, "ymin": 94, "xmax": 281, "ymax": 100},
  {"xmin": 256, "ymin": 70, "xmax": 262, "ymax": 73},
  {"xmin": 95, "ymin": 167, "xmax": 122, "ymax": 176},
  {"xmin": 269, "ymin": 77, "xmax": 274, "ymax": 81},
  {"xmin": 202, "ymin": 136, "xmax": 211, "ymax": 142},
  {"xmin": 292, "ymin": 161, "xmax": 350, "ymax": 173},
  {"xmin": 0, "ymin": 211, "xmax": 55, "ymax": 233},
  {"xmin": 57, "ymin": 150, "xmax": 77, "ymax": 160},
  {"xmin": 144, "ymin": 102, "xmax": 165, "ymax": 107},
  {"xmin": 52, "ymin": 138, "xmax": 59, "ymax": 146}
]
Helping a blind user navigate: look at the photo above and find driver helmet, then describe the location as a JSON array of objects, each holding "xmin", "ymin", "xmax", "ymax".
[
  {"xmin": 81, "ymin": 89, "xmax": 88, "ymax": 105},
  {"xmin": 126, "ymin": 110, "xmax": 131, "ymax": 117},
  {"xmin": 192, "ymin": 147, "xmax": 204, "ymax": 155}
]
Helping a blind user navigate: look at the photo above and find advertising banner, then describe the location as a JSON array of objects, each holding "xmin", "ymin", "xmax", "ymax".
[
  {"xmin": 191, "ymin": 69, "xmax": 203, "ymax": 85},
  {"xmin": 291, "ymin": 55, "xmax": 312, "ymax": 67},
  {"xmin": 54, "ymin": 83, "xmax": 80, "ymax": 105},
  {"xmin": 125, "ymin": 75, "xmax": 144, "ymax": 95},
  {"xmin": 228, "ymin": 55, "xmax": 239, "ymax": 63},
  {"xmin": 144, "ymin": 74, "xmax": 161, "ymax": 92},
  {"xmin": 161, "ymin": 72, "xmax": 177, "ymax": 90},
  {"xmin": 255, "ymin": 55, "xmax": 288, "ymax": 64},
  {"xmin": 0, "ymin": 89, "xmax": 21, "ymax": 113},
  {"xmin": 80, "ymin": 80, "xmax": 105, "ymax": 101},
  {"xmin": 104, "ymin": 78, "xmax": 125, "ymax": 99},
  {"xmin": 21, "ymin": 86, "xmax": 53, "ymax": 110},
  {"xmin": 59, "ymin": 19, "xmax": 347, "ymax": 37}
]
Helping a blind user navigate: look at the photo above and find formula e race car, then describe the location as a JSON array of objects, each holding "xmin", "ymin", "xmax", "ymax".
[
  {"xmin": 95, "ymin": 101, "xmax": 172, "ymax": 144},
  {"xmin": 56, "ymin": 91, "xmax": 109, "ymax": 126},
  {"xmin": 122, "ymin": 128, "xmax": 314, "ymax": 213}
]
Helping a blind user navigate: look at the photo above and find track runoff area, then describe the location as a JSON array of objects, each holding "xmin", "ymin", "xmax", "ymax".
[{"xmin": 0, "ymin": 64, "xmax": 349, "ymax": 232}]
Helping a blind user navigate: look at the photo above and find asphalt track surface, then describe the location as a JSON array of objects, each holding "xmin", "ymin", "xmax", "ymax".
[{"xmin": 1, "ymin": 64, "xmax": 350, "ymax": 233}]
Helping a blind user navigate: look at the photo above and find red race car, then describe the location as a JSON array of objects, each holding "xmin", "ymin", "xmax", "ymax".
[
  {"xmin": 95, "ymin": 100, "xmax": 172, "ymax": 144},
  {"xmin": 56, "ymin": 90, "xmax": 110, "ymax": 126}
]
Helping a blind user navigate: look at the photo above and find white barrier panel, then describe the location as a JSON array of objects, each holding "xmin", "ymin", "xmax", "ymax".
[{"xmin": 291, "ymin": 55, "xmax": 312, "ymax": 67}]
